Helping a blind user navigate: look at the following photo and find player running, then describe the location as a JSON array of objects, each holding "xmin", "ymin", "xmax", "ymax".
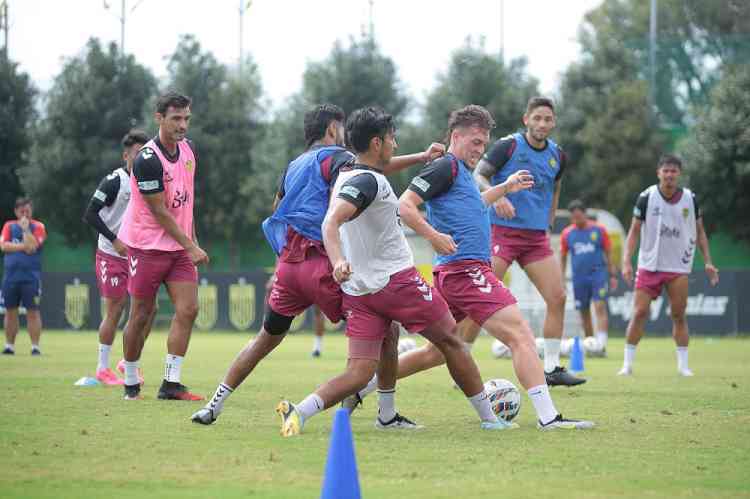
[
  {"xmin": 560, "ymin": 200, "xmax": 618, "ymax": 356},
  {"xmin": 118, "ymin": 91, "xmax": 209, "ymax": 401},
  {"xmin": 619, "ymin": 155, "xmax": 718, "ymax": 377},
  {"xmin": 346, "ymin": 105, "xmax": 594, "ymax": 430},
  {"xmin": 83, "ymin": 130, "xmax": 155, "ymax": 385},
  {"xmin": 276, "ymin": 106, "xmax": 514, "ymax": 437},
  {"xmin": 470, "ymin": 96, "xmax": 584, "ymax": 387},
  {"xmin": 191, "ymin": 104, "xmax": 444, "ymax": 425},
  {"xmin": 1, "ymin": 198, "xmax": 46, "ymax": 356}
]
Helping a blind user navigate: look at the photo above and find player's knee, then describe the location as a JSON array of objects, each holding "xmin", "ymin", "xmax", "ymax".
[
  {"xmin": 545, "ymin": 288, "xmax": 566, "ymax": 310},
  {"xmin": 632, "ymin": 304, "xmax": 649, "ymax": 321},
  {"xmin": 671, "ymin": 309, "xmax": 687, "ymax": 323},
  {"xmin": 176, "ymin": 301, "xmax": 199, "ymax": 322},
  {"xmin": 263, "ymin": 308, "xmax": 293, "ymax": 336}
]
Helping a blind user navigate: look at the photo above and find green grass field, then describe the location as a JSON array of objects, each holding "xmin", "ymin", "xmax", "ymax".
[{"xmin": 1, "ymin": 330, "xmax": 748, "ymax": 499}]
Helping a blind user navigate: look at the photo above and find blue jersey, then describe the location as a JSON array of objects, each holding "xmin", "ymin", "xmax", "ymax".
[
  {"xmin": 262, "ymin": 146, "xmax": 353, "ymax": 255},
  {"xmin": 484, "ymin": 132, "xmax": 565, "ymax": 231},
  {"xmin": 1, "ymin": 219, "xmax": 46, "ymax": 283},
  {"xmin": 560, "ymin": 222, "xmax": 610, "ymax": 278},
  {"xmin": 407, "ymin": 154, "xmax": 490, "ymax": 266}
]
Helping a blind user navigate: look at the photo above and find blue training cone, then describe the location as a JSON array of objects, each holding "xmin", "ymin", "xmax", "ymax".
[
  {"xmin": 321, "ymin": 408, "xmax": 361, "ymax": 499},
  {"xmin": 569, "ymin": 336, "xmax": 585, "ymax": 374}
]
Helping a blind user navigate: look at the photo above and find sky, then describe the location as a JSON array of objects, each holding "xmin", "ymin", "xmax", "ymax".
[{"xmin": 8, "ymin": 0, "xmax": 602, "ymax": 110}]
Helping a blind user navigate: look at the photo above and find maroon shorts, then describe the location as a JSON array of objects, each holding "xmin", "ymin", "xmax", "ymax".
[
  {"xmin": 268, "ymin": 251, "xmax": 343, "ymax": 323},
  {"xmin": 635, "ymin": 269, "xmax": 687, "ymax": 299},
  {"xmin": 126, "ymin": 247, "xmax": 197, "ymax": 299},
  {"xmin": 433, "ymin": 260, "xmax": 517, "ymax": 327},
  {"xmin": 491, "ymin": 225, "xmax": 553, "ymax": 267},
  {"xmin": 95, "ymin": 250, "xmax": 129, "ymax": 299},
  {"xmin": 343, "ymin": 267, "xmax": 452, "ymax": 360}
]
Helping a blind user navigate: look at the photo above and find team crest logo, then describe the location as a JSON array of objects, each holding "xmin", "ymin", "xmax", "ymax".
[
  {"xmin": 195, "ymin": 278, "xmax": 218, "ymax": 330},
  {"xmin": 65, "ymin": 278, "xmax": 90, "ymax": 329},
  {"xmin": 548, "ymin": 157, "xmax": 557, "ymax": 168},
  {"xmin": 229, "ymin": 278, "xmax": 256, "ymax": 330},
  {"xmin": 682, "ymin": 207, "xmax": 690, "ymax": 220},
  {"xmin": 590, "ymin": 231, "xmax": 598, "ymax": 242},
  {"xmin": 185, "ymin": 160, "xmax": 194, "ymax": 172}
]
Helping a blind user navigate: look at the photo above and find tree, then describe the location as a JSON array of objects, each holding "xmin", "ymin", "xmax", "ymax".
[
  {"xmin": 20, "ymin": 38, "xmax": 156, "ymax": 245},
  {"xmin": 164, "ymin": 35, "xmax": 269, "ymax": 259},
  {"xmin": 0, "ymin": 58, "xmax": 36, "ymax": 222},
  {"xmin": 681, "ymin": 65, "xmax": 750, "ymax": 242},
  {"xmin": 557, "ymin": 4, "xmax": 666, "ymax": 224}
]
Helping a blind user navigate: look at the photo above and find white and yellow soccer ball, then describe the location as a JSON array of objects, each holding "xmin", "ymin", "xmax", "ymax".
[
  {"xmin": 583, "ymin": 336, "xmax": 604, "ymax": 356},
  {"xmin": 560, "ymin": 337, "xmax": 575, "ymax": 358},
  {"xmin": 397, "ymin": 337, "xmax": 418, "ymax": 355},
  {"xmin": 490, "ymin": 339, "xmax": 512, "ymax": 359},
  {"xmin": 483, "ymin": 378, "xmax": 521, "ymax": 422}
]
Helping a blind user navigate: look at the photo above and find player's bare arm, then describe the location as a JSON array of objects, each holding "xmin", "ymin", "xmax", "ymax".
[
  {"xmin": 481, "ymin": 170, "xmax": 534, "ymax": 207},
  {"xmin": 321, "ymin": 197, "xmax": 357, "ymax": 283},
  {"xmin": 622, "ymin": 217, "xmax": 641, "ymax": 285},
  {"xmin": 603, "ymin": 238, "xmax": 618, "ymax": 291},
  {"xmin": 399, "ymin": 190, "xmax": 457, "ymax": 256},
  {"xmin": 382, "ymin": 142, "xmax": 446, "ymax": 175},
  {"xmin": 142, "ymin": 192, "xmax": 208, "ymax": 266},
  {"xmin": 0, "ymin": 238, "xmax": 28, "ymax": 253},
  {"xmin": 19, "ymin": 218, "xmax": 39, "ymax": 254},
  {"xmin": 696, "ymin": 218, "xmax": 719, "ymax": 286},
  {"xmin": 473, "ymin": 158, "xmax": 497, "ymax": 192},
  {"xmin": 548, "ymin": 179, "xmax": 562, "ymax": 231}
]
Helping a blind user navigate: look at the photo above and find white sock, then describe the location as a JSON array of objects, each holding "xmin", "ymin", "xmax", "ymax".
[
  {"xmin": 595, "ymin": 331, "xmax": 608, "ymax": 348},
  {"xmin": 97, "ymin": 343, "xmax": 112, "ymax": 371},
  {"xmin": 313, "ymin": 335, "xmax": 322, "ymax": 352},
  {"xmin": 296, "ymin": 393, "xmax": 324, "ymax": 421},
  {"xmin": 31, "ymin": 344, "xmax": 40, "ymax": 351},
  {"xmin": 544, "ymin": 339, "xmax": 561, "ymax": 372},
  {"xmin": 124, "ymin": 360, "xmax": 140, "ymax": 386},
  {"xmin": 377, "ymin": 389, "xmax": 396, "ymax": 422},
  {"xmin": 468, "ymin": 390, "xmax": 498, "ymax": 423},
  {"xmin": 623, "ymin": 344, "xmax": 637, "ymax": 368},
  {"xmin": 527, "ymin": 384, "xmax": 559, "ymax": 425},
  {"xmin": 359, "ymin": 375, "xmax": 378, "ymax": 399},
  {"xmin": 5, "ymin": 343, "xmax": 15, "ymax": 352},
  {"xmin": 676, "ymin": 347, "xmax": 689, "ymax": 371},
  {"xmin": 164, "ymin": 354, "xmax": 184, "ymax": 383},
  {"xmin": 206, "ymin": 383, "xmax": 234, "ymax": 415}
]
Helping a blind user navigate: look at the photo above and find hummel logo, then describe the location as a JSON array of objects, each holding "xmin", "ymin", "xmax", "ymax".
[
  {"xmin": 129, "ymin": 256, "xmax": 138, "ymax": 276},
  {"xmin": 478, "ymin": 284, "xmax": 492, "ymax": 294},
  {"xmin": 467, "ymin": 269, "xmax": 482, "ymax": 279}
]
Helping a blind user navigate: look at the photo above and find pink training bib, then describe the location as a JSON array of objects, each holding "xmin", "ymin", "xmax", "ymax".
[{"xmin": 119, "ymin": 139, "xmax": 196, "ymax": 252}]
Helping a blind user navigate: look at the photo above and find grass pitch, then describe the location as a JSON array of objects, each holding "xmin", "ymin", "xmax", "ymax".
[{"xmin": 1, "ymin": 330, "xmax": 748, "ymax": 499}]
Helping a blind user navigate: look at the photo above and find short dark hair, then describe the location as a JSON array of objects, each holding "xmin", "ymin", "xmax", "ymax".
[
  {"xmin": 15, "ymin": 197, "xmax": 31, "ymax": 209},
  {"xmin": 121, "ymin": 129, "xmax": 149, "ymax": 149},
  {"xmin": 445, "ymin": 105, "xmax": 496, "ymax": 143},
  {"xmin": 568, "ymin": 199, "xmax": 586, "ymax": 213},
  {"xmin": 525, "ymin": 96, "xmax": 555, "ymax": 115},
  {"xmin": 155, "ymin": 91, "xmax": 192, "ymax": 115},
  {"xmin": 346, "ymin": 106, "xmax": 395, "ymax": 154},
  {"xmin": 658, "ymin": 154, "xmax": 683, "ymax": 169},
  {"xmin": 303, "ymin": 104, "xmax": 345, "ymax": 148}
]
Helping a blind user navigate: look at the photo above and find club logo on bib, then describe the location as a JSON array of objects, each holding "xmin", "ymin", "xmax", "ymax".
[
  {"xmin": 548, "ymin": 157, "xmax": 557, "ymax": 168},
  {"xmin": 185, "ymin": 160, "xmax": 194, "ymax": 172},
  {"xmin": 229, "ymin": 277, "xmax": 255, "ymax": 330},
  {"xmin": 682, "ymin": 207, "xmax": 690, "ymax": 220},
  {"xmin": 65, "ymin": 278, "xmax": 90, "ymax": 329},
  {"xmin": 195, "ymin": 278, "xmax": 218, "ymax": 331},
  {"xmin": 590, "ymin": 231, "xmax": 598, "ymax": 242}
]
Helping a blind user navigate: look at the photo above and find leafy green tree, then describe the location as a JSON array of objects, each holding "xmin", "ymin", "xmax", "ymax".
[
  {"xmin": 21, "ymin": 39, "xmax": 155, "ymax": 245},
  {"xmin": 0, "ymin": 57, "xmax": 36, "ymax": 222},
  {"xmin": 681, "ymin": 65, "xmax": 750, "ymax": 241}
]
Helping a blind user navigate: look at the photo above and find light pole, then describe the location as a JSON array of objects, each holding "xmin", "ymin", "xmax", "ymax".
[
  {"xmin": 649, "ymin": 0, "xmax": 658, "ymax": 112},
  {"xmin": 0, "ymin": 0, "xmax": 8, "ymax": 61},
  {"xmin": 239, "ymin": 0, "xmax": 252, "ymax": 76},
  {"xmin": 499, "ymin": 0, "xmax": 505, "ymax": 60},
  {"xmin": 103, "ymin": 0, "xmax": 145, "ymax": 55}
]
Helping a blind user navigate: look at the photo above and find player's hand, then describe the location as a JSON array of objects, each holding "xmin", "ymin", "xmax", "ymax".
[
  {"xmin": 503, "ymin": 170, "xmax": 534, "ymax": 194},
  {"xmin": 494, "ymin": 197, "xmax": 516, "ymax": 219},
  {"xmin": 112, "ymin": 238, "xmax": 128, "ymax": 257},
  {"xmin": 188, "ymin": 245, "xmax": 209, "ymax": 266},
  {"xmin": 333, "ymin": 260, "xmax": 352, "ymax": 283},
  {"xmin": 18, "ymin": 216, "xmax": 30, "ymax": 231},
  {"xmin": 622, "ymin": 263, "xmax": 634, "ymax": 287},
  {"xmin": 609, "ymin": 275, "xmax": 619, "ymax": 291},
  {"xmin": 705, "ymin": 263, "xmax": 719, "ymax": 286},
  {"xmin": 428, "ymin": 232, "xmax": 458, "ymax": 255},
  {"xmin": 422, "ymin": 142, "xmax": 446, "ymax": 163}
]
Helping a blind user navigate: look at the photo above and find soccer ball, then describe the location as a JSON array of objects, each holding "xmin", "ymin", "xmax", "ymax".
[
  {"xmin": 398, "ymin": 337, "xmax": 418, "ymax": 355},
  {"xmin": 490, "ymin": 339, "xmax": 512, "ymax": 359},
  {"xmin": 535, "ymin": 337, "xmax": 545, "ymax": 358},
  {"xmin": 483, "ymin": 378, "xmax": 521, "ymax": 422},
  {"xmin": 560, "ymin": 337, "xmax": 575, "ymax": 358},
  {"xmin": 583, "ymin": 336, "xmax": 604, "ymax": 356}
]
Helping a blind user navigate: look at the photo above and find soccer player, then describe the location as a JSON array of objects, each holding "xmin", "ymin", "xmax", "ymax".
[
  {"xmin": 560, "ymin": 200, "xmax": 618, "ymax": 355},
  {"xmin": 275, "ymin": 106, "xmax": 513, "ymax": 437},
  {"xmin": 118, "ymin": 91, "xmax": 208, "ymax": 401},
  {"xmin": 1, "ymin": 198, "xmax": 46, "ymax": 356},
  {"xmin": 472, "ymin": 96, "xmax": 584, "ymax": 386},
  {"xmin": 83, "ymin": 130, "xmax": 155, "ymax": 385},
  {"xmin": 348, "ymin": 105, "xmax": 594, "ymax": 430},
  {"xmin": 191, "ymin": 104, "xmax": 444, "ymax": 425},
  {"xmin": 619, "ymin": 155, "xmax": 718, "ymax": 377}
]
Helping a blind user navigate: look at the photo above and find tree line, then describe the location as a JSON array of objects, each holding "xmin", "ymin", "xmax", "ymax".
[{"xmin": 1, "ymin": 0, "xmax": 748, "ymax": 254}]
